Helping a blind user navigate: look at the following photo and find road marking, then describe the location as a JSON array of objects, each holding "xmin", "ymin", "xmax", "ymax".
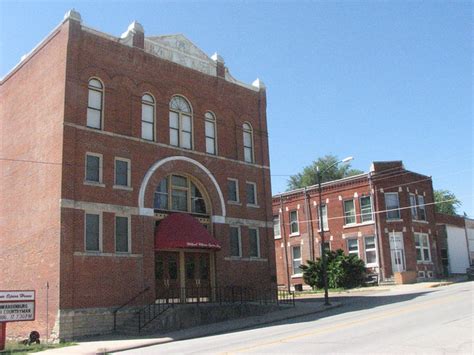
[{"xmin": 223, "ymin": 293, "xmax": 463, "ymax": 354}]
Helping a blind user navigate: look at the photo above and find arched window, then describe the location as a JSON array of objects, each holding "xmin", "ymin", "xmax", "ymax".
[
  {"xmin": 141, "ymin": 94, "xmax": 155, "ymax": 141},
  {"xmin": 243, "ymin": 122, "xmax": 254, "ymax": 163},
  {"xmin": 153, "ymin": 175, "xmax": 208, "ymax": 215},
  {"xmin": 169, "ymin": 96, "xmax": 192, "ymax": 149},
  {"xmin": 87, "ymin": 78, "xmax": 103, "ymax": 129},
  {"xmin": 205, "ymin": 112, "xmax": 217, "ymax": 155}
]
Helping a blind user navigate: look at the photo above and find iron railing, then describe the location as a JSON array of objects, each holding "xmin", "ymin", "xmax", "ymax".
[
  {"xmin": 113, "ymin": 286, "xmax": 150, "ymax": 331},
  {"xmin": 136, "ymin": 286, "xmax": 294, "ymax": 332}
]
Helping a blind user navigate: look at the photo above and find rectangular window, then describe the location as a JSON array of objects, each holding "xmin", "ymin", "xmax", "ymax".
[
  {"xmin": 385, "ymin": 192, "xmax": 401, "ymax": 220},
  {"xmin": 343, "ymin": 200, "xmax": 356, "ymax": 225},
  {"xmin": 246, "ymin": 182, "xmax": 257, "ymax": 206},
  {"xmin": 273, "ymin": 215, "xmax": 281, "ymax": 239},
  {"xmin": 115, "ymin": 216, "xmax": 130, "ymax": 253},
  {"xmin": 85, "ymin": 153, "xmax": 102, "ymax": 183},
  {"xmin": 227, "ymin": 179, "xmax": 239, "ymax": 203},
  {"xmin": 415, "ymin": 233, "xmax": 431, "ymax": 262},
  {"xmin": 141, "ymin": 103, "xmax": 154, "ymax": 141},
  {"xmin": 249, "ymin": 228, "xmax": 260, "ymax": 258},
  {"xmin": 347, "ymin": 239, "xmax": 359, "ymax": 257},
  {"xmin": 409, "ymin": 194, "xmax": 418, "ymax": 220},
  {"xmin": 360, "ymin": 196, "xmax": 373, "ymax": 223},
  {"xmin": 364, "ymin": 236, "xmax": 377, "ymax": 265},
  {"xmin": 230, "ymin": 226, "xmax": 241, "ymax": 257},
  {"xmin": 292, "ymin": 246, "xmax": 302, "ymax": 275},
  {"xmin": 417, "ymin": 195, "xmax": 426, "ymax": 221},
  {"xmin": 115, "ymin": 158, "xmax": 130, "ymax": 187},
  {"xmin": 205, "ymin": 119, "xmax": 216, "ymax": 155},
  {"xmin": 181, "ymin": 114, "xmax": 192, "ymax": 149},
  {"xmin": 169, "ymin": 111, "xmax": 179, "ymax": 146},
  {"xmin": 289, "ymin": 210, "xmax": 299, "ymax": 235},
  {"xmin": 318, "ymin": 204, "xmax": 328, "ymax": 231},
  {"xmin": 85, "ymin": 213, "xmax": 100, "ymax": 252}
]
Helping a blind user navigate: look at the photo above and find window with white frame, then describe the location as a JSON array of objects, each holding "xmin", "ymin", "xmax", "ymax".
[
  {"xmin": 409, "ymin": 193, "xmax": 418, "ymax": 220},
  {"xmin": 87, "ymin": 78, "xmax": 103, "ymax": 129},
  {"xmin": 169, "ymin": 96, "xmax": 192, "ymax": 149},
  {"xmin": 289, "ymin": 210, "xmax": 299, "ymax": 235},
  {"xmin": 246, "ymin": 182, "xmax": 257, "ymax": 206},
  {"xmin": 415, "ymin": 233, "xmax": 431, "ymax": 262},
  {"xmin": 114, "ymin": 158, "xmax": 130, "ymax": 187},
  {"xmin": 230, "ymin": 226, "xmax": 241, "ymax": 257},
  {"xmin": 115, "ymin": 216, "xmax": 130, "ymax": 253},
  {"xmin": 360, "ymin": 196, "xmax": 373, "ymax": 223},
  {"xmin": 85, "ymin": 153, "xmax": 102, "ymax": 184},
  {"xmin": 243, "ymin": 122, "xmax": 254, "ymax": 163},
  {"xmin": 385, "ymin": 192, "xmax": 401, "ymax": 220},
  {"xmin": 205, "ymin": 112, "xmax": 216, "ymax": 155},
  {"xmin": 343, "ymin": 200, "xmax": 356, "ymax": 225},
  {"xmin": 249, "ymin": 228, "xmax": 260, "ymax": 258},
  {"xmin": 85, "ymin": 213, "xmax": 101, "ymax": 252},
  {"xmin": 273, "ymin": 215, "xmax": 281, "ymax": 239},
  {"xmin": 141, "ymin": 94, "xmax": 155, "ymax": 141},
  {"xmin": 227, "ymin": 179, "xmax": 239, "ymax": 203},
  {"xmin": 292, "ymin": 246, "xmax": 302, "ymax": 275},
  {"xmin": 364, "ymin": 236, "xmax": 377, "ymax": 265},
  {"xmin": 347, "ymin": 239, "xmax": 359, "ymax": 257},
  {"xmin": 417, "ymin": 195, "xmax": 426, "ymax": 221},
  {"xmin": 318, "ymin": 204, "xmax": 328, "ymax": 231}
]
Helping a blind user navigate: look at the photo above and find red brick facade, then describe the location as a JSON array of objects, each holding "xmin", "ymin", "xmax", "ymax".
[
  {"xmin": 1, "ymin": 12, "xmax": 275, "ymax": 340},
  {"xmin": 273, "ymin": 161, "xmax": 440, "ymax": 290}
]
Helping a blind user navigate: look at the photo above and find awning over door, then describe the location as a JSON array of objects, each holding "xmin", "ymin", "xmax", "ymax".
[{"xmin": 155, "ymin": 213, "xmax": 221, "ymax": 250}]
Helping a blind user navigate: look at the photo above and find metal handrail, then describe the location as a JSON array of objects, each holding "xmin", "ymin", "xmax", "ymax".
[{"xmin": 113, "ymin": 286, "xmax": 150, "ymax": 331}]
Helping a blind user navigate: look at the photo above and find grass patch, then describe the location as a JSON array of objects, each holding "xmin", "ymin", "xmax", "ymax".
[{"xmin": 1, "ymin": 341, "xmax": 76, "ymax": 354}]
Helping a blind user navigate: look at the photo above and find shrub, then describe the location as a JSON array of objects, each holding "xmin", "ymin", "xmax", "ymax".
[{"xmin": 300, "ymin": 249, "xmax": 366, "ymax": 289}]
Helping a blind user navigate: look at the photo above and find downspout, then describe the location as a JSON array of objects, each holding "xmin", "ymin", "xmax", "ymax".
[
  {"xmin": 370, "ymin": 172, "xmax": 385, "ymax": 282},
  {"xmin": 280, "ymin": 196, "xmax": 291, "ymax": 292},
  {"xmin": 304, "ymin": 187, "xmax": 315, "ymax": 261}
]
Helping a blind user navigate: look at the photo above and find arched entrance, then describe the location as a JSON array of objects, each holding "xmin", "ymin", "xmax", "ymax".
[{"xmin": 152, "ymin": 174, "xmax": 221, "ymax": 302}]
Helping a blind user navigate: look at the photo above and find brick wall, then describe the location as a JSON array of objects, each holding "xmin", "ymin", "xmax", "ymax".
[{"xmin": 0, "ymin": 21, "xmax": 70, "ymax": 340}]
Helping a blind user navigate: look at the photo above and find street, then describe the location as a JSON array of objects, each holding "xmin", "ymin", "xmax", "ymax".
[{"xmin": 120, "ymin": 282, "xmax": 473, "ymax": 354}]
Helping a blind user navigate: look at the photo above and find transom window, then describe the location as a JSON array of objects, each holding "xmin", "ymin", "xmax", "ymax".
[
  {"xmin": 243, "ymin": 122, "xmax": 254, "ymax": 163},
  {"xmin": 205, "ymin": 112, "xmax": 217, "ymax": 155},
  {"xmin": 142, "ymin": 94, "xmax": 155, "ymax": 141},
  {"xmin": 153, "ymin": 175, "xmax": 207, "ymax": 215},
  {"xmin": 87, "ymin": 78, "xmax": 103, "ymax": 129},
  {"xmin": 169, "ymin": 96, "xmax": 192, "ymax": 149}
]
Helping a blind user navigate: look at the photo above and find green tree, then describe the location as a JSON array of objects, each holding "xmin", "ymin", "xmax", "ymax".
[
  {"xmin": 434, "ymin": 189, "xmax": 461, "ymax": 216},
  {"xmin": 300, "ymin": 249, "xmax": 366, "ymax": 289},
  {"xmin": 287, "ymin": 155, "xmax": 363, "ymax": 190}
]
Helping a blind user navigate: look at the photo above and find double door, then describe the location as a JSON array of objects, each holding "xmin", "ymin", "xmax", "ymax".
[{"xmin": 155, "ymin": 251, "xmax": 211, "ymax": 301}]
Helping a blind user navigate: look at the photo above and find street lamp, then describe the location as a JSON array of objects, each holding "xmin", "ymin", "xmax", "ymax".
[{"xmin": 317, "ymin": 156, "xmax": 353, "ymax": 306}]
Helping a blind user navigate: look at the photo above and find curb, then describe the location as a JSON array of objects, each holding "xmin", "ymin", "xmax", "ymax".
[{"xmin": 107, "ymin": 303, "xmax": 342, "ymax": 353}]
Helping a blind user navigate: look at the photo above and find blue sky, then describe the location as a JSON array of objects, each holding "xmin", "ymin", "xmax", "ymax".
[{"xmin": 1, "ymin": 1, "xmax": 472, "ymax": 216}]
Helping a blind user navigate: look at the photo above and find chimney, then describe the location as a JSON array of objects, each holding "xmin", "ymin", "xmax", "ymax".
[{"xmin": 211, "ymin": 53, "xmax": 225, "ymax": 78}]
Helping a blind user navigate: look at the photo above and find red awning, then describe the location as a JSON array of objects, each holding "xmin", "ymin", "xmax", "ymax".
[{"xmin": 155, "ymin": 213, "xmax": 221, "ymax": 250}]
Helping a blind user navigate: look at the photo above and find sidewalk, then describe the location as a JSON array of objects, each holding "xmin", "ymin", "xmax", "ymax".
[{"xmin": 42, "ymin": 300, "xmax": 341, "ymax": 354}]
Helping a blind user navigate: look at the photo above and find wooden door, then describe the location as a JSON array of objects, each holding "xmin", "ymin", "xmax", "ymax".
[{"xmin": 155, "ymin": 251, "xmax": 180, "ymax": 300}]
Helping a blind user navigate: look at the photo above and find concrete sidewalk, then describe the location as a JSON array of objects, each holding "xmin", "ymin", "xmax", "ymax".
[{"xmin": 42, "ymin": 301, "xmax": 341, "ymax": 354}]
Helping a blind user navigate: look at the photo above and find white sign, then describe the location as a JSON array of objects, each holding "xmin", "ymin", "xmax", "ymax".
[
  {"xmin": 0, "ymin": 291, "xmax": 35, "ymax": 302},
  {"xmin": 0, "ymin": 290, "xmax": 35, "ymax": 322}
]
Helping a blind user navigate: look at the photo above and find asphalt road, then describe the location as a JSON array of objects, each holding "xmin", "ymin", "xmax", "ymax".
[{"xmin": 121, "ymin": 282, "xmax": 473, "ymax": 354}]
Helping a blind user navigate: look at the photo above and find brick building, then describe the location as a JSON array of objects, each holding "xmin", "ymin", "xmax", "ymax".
[
  {"xmin": 273, "ymin": 161, "xmax": 440, "ymax": 290},
  {"xmin": 0, "ymin": 10, "xmax": 275, "ymax": 339}
]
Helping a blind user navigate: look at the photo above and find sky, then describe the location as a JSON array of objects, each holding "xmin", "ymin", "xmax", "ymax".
[{"xmin": 1, "ymin": 1, "xmax": 472, "ymax": 216}]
